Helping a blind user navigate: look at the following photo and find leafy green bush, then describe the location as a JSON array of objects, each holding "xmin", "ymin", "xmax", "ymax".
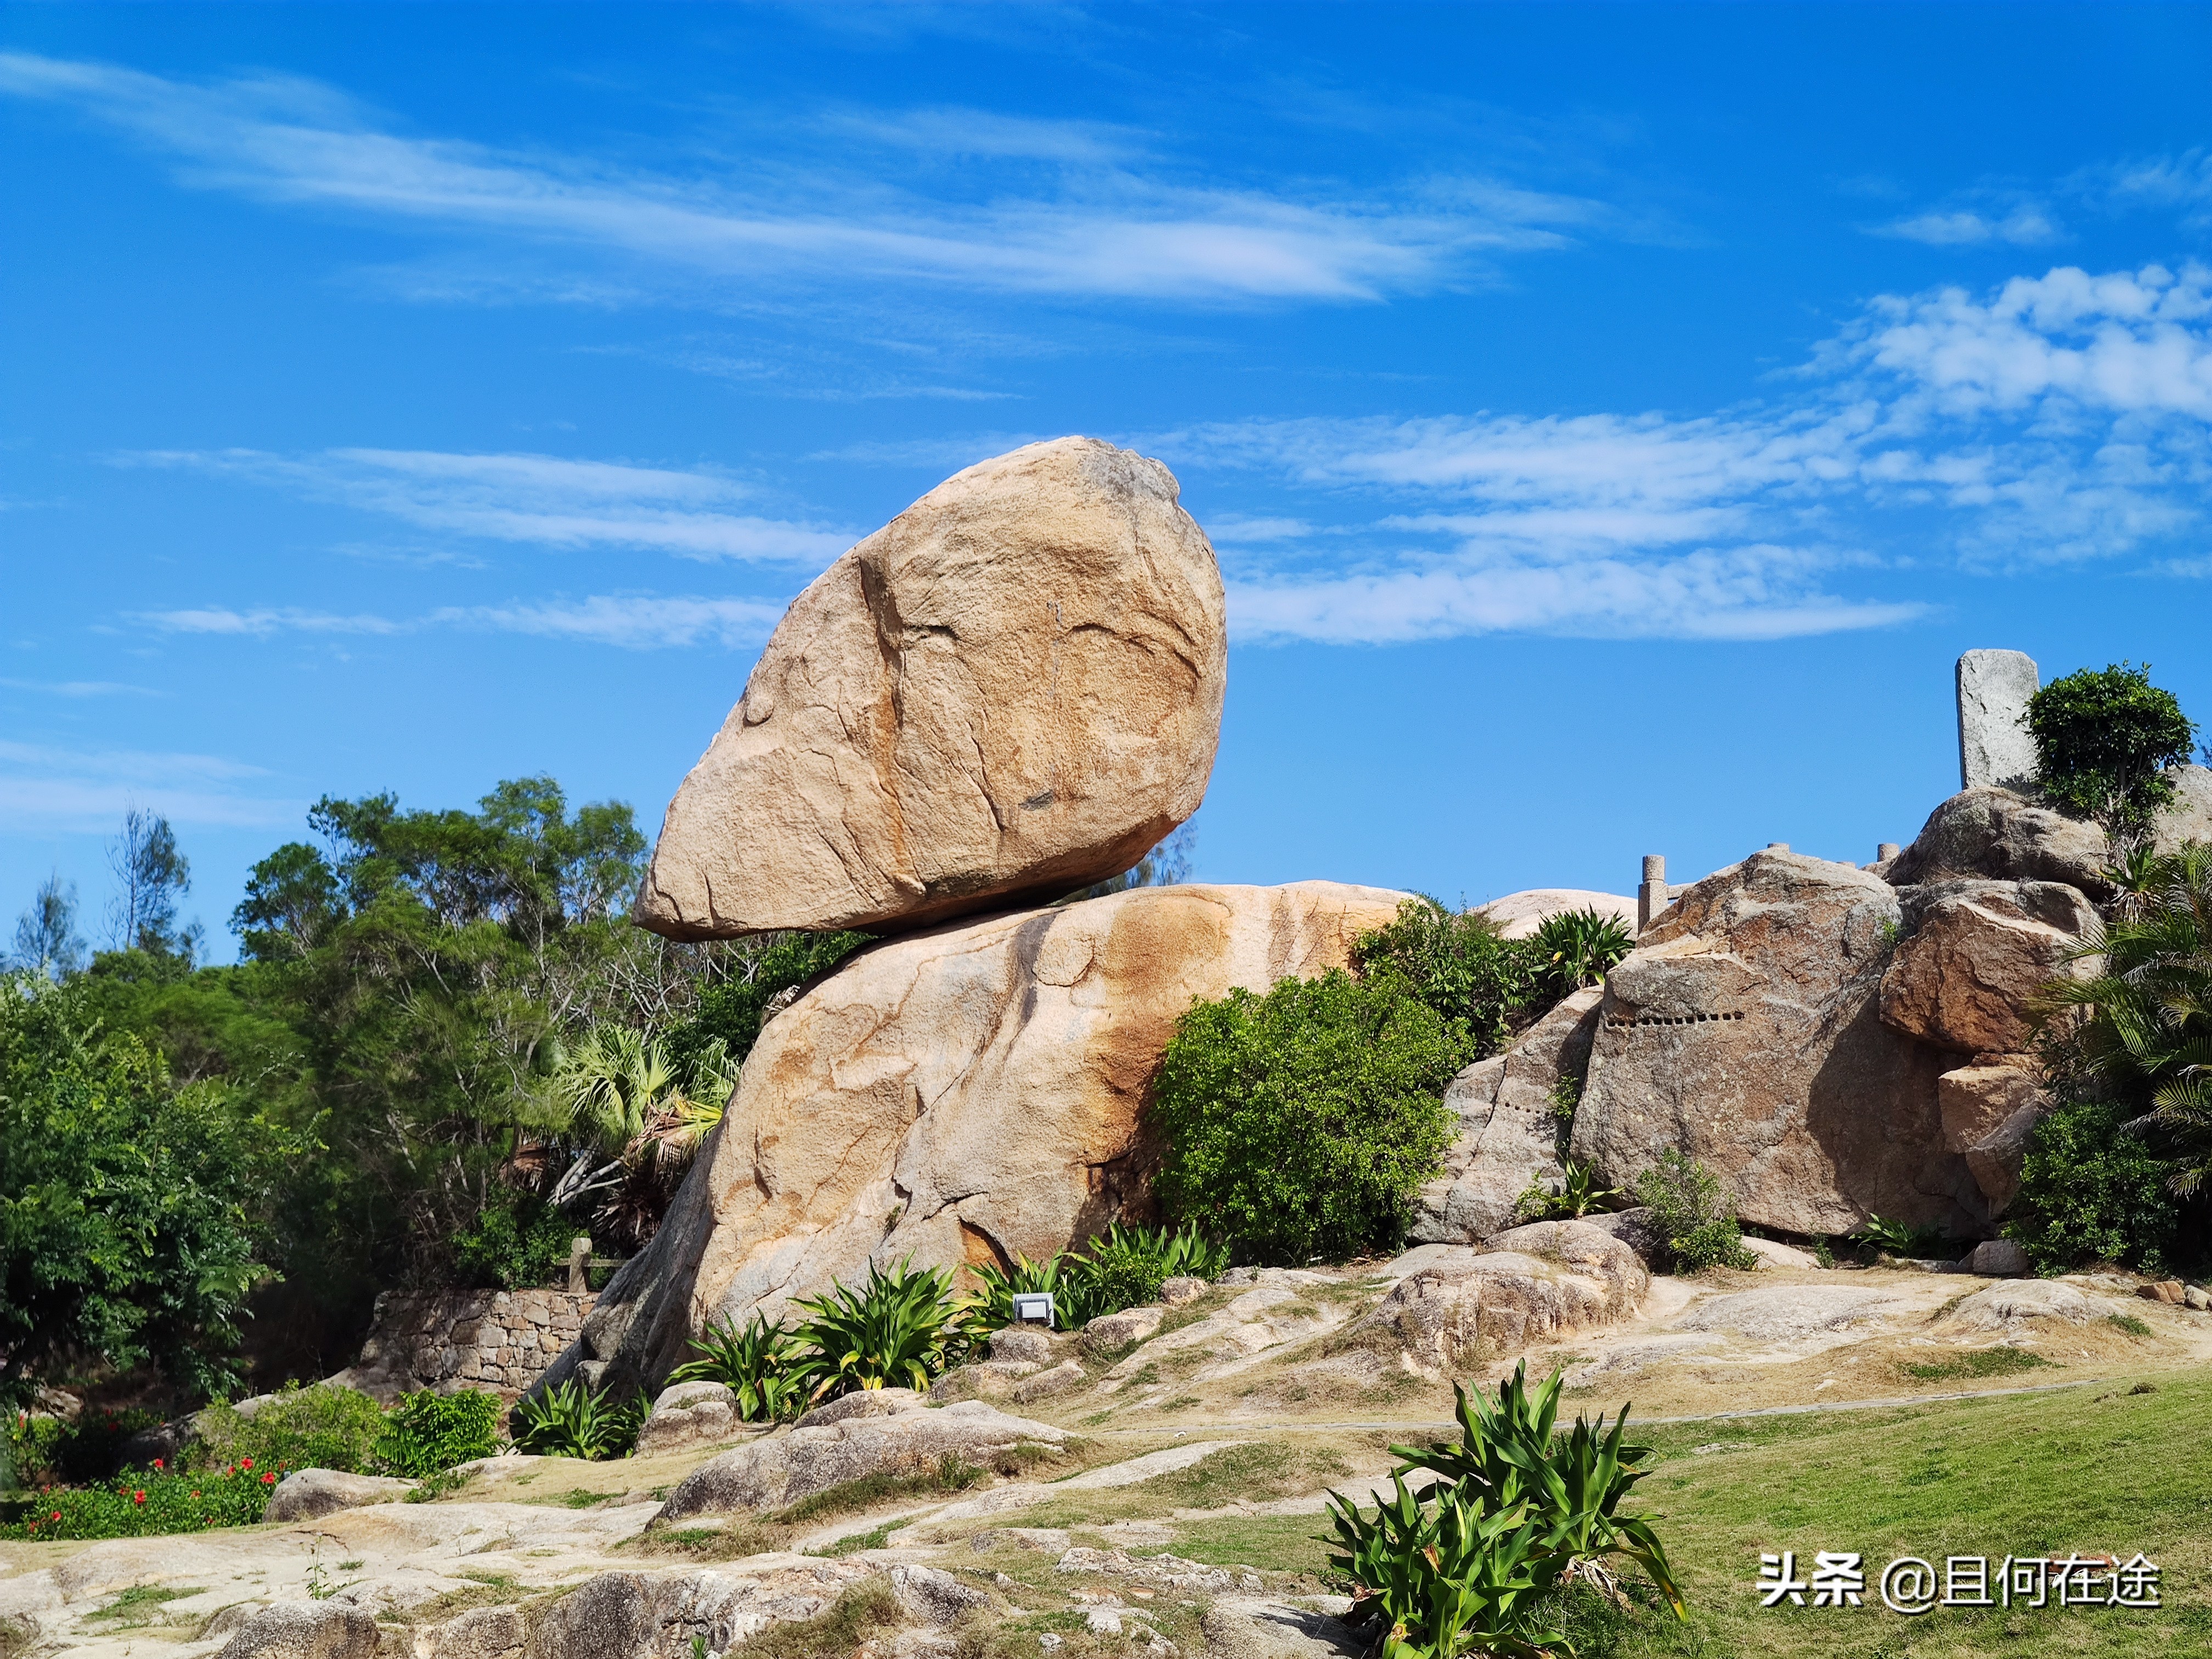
[
  {"xmin": 1850, "ymin": 1214, "xmax": 1953, "ymax": 1261},
  {"xmin": 662, "ymin": 930, "xmax": 871, "ymax": 1075},
  {"xmin": 193, "ymin": 1383, "xmax": 388, "ymax": 1477},
  {"xmin": 2025, "ymin": 662, "xmax": 2196, "ymax": 836},
  {"xmin": 789, "ymin": 1258, "xmax": 973, "ymax": 1398},
  {"xmin": 969, "ymin": 1223, "xmax": 1227, "ymax": 1330},
  {"xmin": 373, "ymin": 1390, "xmax": 500, "ymax": 1478},
  {"xmin": 1515, "ymin": 1158, "xmax": 1624, "ymax": 1223},
  {"xmin": 510, "ymin": 1380, "xmax": 642, "ymax": 1460},
  {"xmin": 1326, "ymin": 1364, "xmax": 1684, "ymax": 1653},
  {"xmin": 969, "ymin": 1251, "xmax": 1090, "ymax": 1330},
  {"xmin": 8, "ymin": 1405, "xmax": 161, "ymax": 1486},
  {"xmin": 1632, "ymin": 1151, "xmax": 1756, "ymax": 1273},
  {"xmin": 1527, "ymin": 908, "xmax": 1635, "ymax": 1002},
  {"xmin": 1352, "ymin": 898, "xmax": 1539, "ymax": 1059},
  {"xmin": 2004, "ymin": 1097, "xmax": 2180, "ymax": 1274},
  {"xmin": 671, "ymin": 1313, "xmax": 809, "ymax": 1421},
  {"xmin": 1152, "ymin": 968, "xmax": 1459, "ymax": 1264},
  {"xmin": 452, "ymin": 1191, "xmax": 578, "ymax": 1291},
  {"xmin": 1, "ymin": 1463, "xmax": 274, "ymax": 1539}
]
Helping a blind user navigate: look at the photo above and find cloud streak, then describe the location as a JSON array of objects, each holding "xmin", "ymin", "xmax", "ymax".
[
  {"xmin": 136, "ymin": 592, "xmax": 788, "ymax": 651},
  {"xmin": 0, "ymin": 740, "xmax": 297, "ymax": 831},
  {"xmin": 126, "ymin": 448, "xmax": 854, "ymax": 562},
  {"xmin": 0, "ymin": 52, "xmax": 1611, "ymax": 304}
]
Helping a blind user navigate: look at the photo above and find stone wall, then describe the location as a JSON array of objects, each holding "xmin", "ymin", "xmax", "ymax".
[{"xmin": 354, "ymin": 1287, "xmax": 597, "ymax": 1401}]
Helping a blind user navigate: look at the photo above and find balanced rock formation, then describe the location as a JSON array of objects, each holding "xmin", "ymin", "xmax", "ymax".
[
  {"xmin": 554, "ymin": 881, "xmax": 1404, "ymax": 1397},
  {"xmin": 1351, "ymin": 1220, "xmax": 1646, "ymax": 1373},
  {"xmin": 1572, "ymin": 850, "xmax": 1971, "ymax": 1237},
  {"xmin": 1936, "ymin": 1063, "xmax": 2049, "ymax": 1217},
  {"xmin": 1878, "ymin": 881, "xmax": 2098, "ymax": 1056},
  {"xmin": 636, "ymin": 438, "xmax": 1228, "ymax": 938},
  {"xmin": 1410, "ymin": 986, "xmax": 1602, "ymax": 1243},
  {"xmin": 2154, "ymin": 763, "xmax": 2212, "ymax": 855}
]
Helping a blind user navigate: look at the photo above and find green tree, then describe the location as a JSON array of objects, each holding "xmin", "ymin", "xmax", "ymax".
[
  {"xmin": 2025, "ymin": 662, "xmax": 2196, "ymax": 840},
  {"xmin": 0, "ymin": 976, "xmax": 290, "ymax": 1406},
  {"xmin": 1150, "ymin": 968, "xmax": 1459, "ymax": 1263},
  {"xmin": 107, "ymin": 808, "xmax": 199, "ymax": 961},
  {"xmin": 659, "ymin": 929, "xmax": 869, "ymax": 1076},
  {"xmin": 9, "ymin": 872, "xmax": 86, "ymax": 980}
]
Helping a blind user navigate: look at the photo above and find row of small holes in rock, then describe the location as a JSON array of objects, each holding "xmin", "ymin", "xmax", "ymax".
[{"xmin": 1605, "ymin": 1010, "xmax": 1748, "ymax": 1028}]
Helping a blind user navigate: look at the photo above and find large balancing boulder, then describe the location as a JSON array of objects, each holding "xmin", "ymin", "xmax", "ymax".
[
  {"xmin": 560, "ymin": 880, "xmax": 1405, "ymax": 1396},
  {"xmin": 1877, "ymin": 879, "xmax": 2098, "ymax": 1057},
  {"xmin": 636, "ymin": 438, "xmax": 1227, "ymax": 938},
  {"xmin": 1885, "ymin": 787, "xmax": 2108, "ymax": 895},
  {"xmin": 1571, "ymin": 850, "xmax": 1973, "ymax": 1237}
]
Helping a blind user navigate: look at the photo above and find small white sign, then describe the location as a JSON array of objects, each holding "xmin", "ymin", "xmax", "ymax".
[{"xmin": 1012, "ymin": 1292, "xmax": 1056, "ymax": 1328}]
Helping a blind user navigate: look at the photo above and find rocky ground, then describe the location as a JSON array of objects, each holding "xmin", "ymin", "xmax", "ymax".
[{"xmin": 4, "ymin": 1246, "xmax": 2201, "ymax": 1659}]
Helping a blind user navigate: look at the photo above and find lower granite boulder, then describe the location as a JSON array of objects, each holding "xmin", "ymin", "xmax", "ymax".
[
  {"xmin": 654, "ymin": 1392, "xmax": 1066, "ymax": 1521},
  {"xmin": 1937, "ymin": 1063, "xmax": 2049, "ymax": 1217},
  {"xmin": 633, "ymin": 1381, "xmax": 742, "ymax": 1458},
  {"xmin": 552, "ymin": 879, "xmax": 1405, "ymax": 1401},
  {"xmin": 1345, "ymin": 1220, "xmax": 1646, "ymax": 1374},
  {"xmin": 215, "ymin": 1602, "xmax": 380, "ymax": 1659}
]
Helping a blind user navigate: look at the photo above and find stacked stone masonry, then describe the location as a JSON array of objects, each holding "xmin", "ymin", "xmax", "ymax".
[{"xmin": 357, "ymin": 1287, "xmax": 597, "ymax": 1400}]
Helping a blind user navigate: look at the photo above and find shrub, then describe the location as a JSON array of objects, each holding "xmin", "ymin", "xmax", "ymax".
[
  {"xmin": 969, "ymin": 1251, "xmax": 1091, "ymax": 1331},
  {"xmin": 1, "ymin": 1463, "xmax": 274, "ymax": 1539},
  {"xmin": 1515, "ymin": 1158, "xmax": 1624, "ymax": 1223},
  {"xmin": 1326, "ymin": 1364, "xmax": 1684, "ymax": 1652},
  {"xmin": 2025, "ymin": 662, "xmax": 2196, "ymax": 837},
  {"xmin": 1632, "ymin": 1152, "xmax": 1756, "ymax": 1273},
  {"xmin": 662, "ymin": 930, "xmax": 871, "ymax": 1075},
  {"xmin": 1151, "ymin": 968, "xmax": 1459, "ymax": 1264},
  {"xmin": 194, "ymin": 1383, "xmax": 387, "ymax": 1477},
  {"xmin": 1527, "ymin": 907, "xmax": 1635, "ymax": 1001},
  {"xmin": 970, "ymin": 1223, "xmax": 1227, "ymax": 1330},
  {"xmin": 2004, "ymin": 1097, "xmax": 2180, "ymax": 1274},
  {"xmin": 9, "ymin": 1405, "xmax": 161, "ymax": 1486},
  {"xmin": 671, "ymin": 1313, "xmax": 809, "ymax": 1421},
  {"xmin": 510, "ymin": 1380, "xmax": 642, "ymax": 1460},
  {"xmin": 788, "ymin": 1258, "xmax": 973, "ymax": 1398},
  {"xmin": 1351, "ymin": 897, "xmax": 1540, "ymax": 1059},
  {"xmin": 452, "ymin": 1191, "xmax": 578, "ymax": 1291},
  {"xmin": 373, "ymin": 1390, "xmax": 500, "ymax": 1478}
]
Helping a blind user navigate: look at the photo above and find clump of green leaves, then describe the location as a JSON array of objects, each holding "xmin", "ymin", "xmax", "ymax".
[
  {"xmin": 2004, "ymin": 1097, "xmax": 2180, "ymax": 1275},
  {"xmin": 1, "ymin": 1463, "xmax": 276, "ymax": 1540},
  {"xmin": 969, "ymin": 1222, "xmax": 1227, "ymax": 1329},
  {"xmin": 661, "ymin": 931, "xmax": 870, "ymax": 1077},
  {"xmin": 1632, "ymin": 1151, "xmax": 1756, "ymax": 1273},
  {"xmin": 452, "ymin": 1191, "xmax": 579, "ymax": 1291},
  {"xmin": 2025, "ymin": 662, "xmax": 2196, "ymax": 838},
  {"xmin": 510, "ymin": 1380, "xmax": 642, "ymax": 1460},
  {"xmin": 1326, "ymin": 1364, "xmax": 1684, "ymax": 1655},
  {"xmin": 789, "ymin": 1257, "xmax": 974, "ymax": 1397},
  {"xmin": 1850, "ymin": 1215, "xmax": 1953, "ymax": 1261},
  {"xmin": 373, "ymin": 1389, "xmax": 500, "ymax": 1479},
  {"xmin": 670, "ymin": 1313, "xmax": 809, "ymax": 1421},
  {"xmin": 1152, "ymin": 968, "xmax": 1460, "ymax": 1263},
  {"xmin": 1516, "ymin": 1158, "xmax": 1625, "ymax": 1223},
  {"xmin": 194, "ymin": 1382, "xmax": 388, "ymax": 1477}
]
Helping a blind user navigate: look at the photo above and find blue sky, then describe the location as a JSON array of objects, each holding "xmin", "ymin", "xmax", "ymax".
[{"xmin": 7, "ymin": 4, "xmax": 2212, "ymax": 960}]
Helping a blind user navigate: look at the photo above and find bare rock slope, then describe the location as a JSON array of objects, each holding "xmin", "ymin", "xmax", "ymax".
[{"xmin": 636, "ymin": 437, "xmax": 1228, "ymax": 939}]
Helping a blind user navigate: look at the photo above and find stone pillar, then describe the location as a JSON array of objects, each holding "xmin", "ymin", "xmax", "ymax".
[
  {"xmin": 1637, "ymin": 855, "xmax": 1668, "ymax": 933},
  {"xmin": 1956, "ymin": 649, "xmax": 2040, "ymax": 792},
  {"xmin": 567, "ymin": 1236, "xmax": 592, "ymax": 1294},
  {"xmin": 1877, "ymin": 842, "xmax": 1900, "ymax": 862}
]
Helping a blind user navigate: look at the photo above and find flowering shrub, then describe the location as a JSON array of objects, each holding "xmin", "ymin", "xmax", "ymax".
[
  {"xmin": 373, "ymin": 1389, "xmax": 500, "ymax": 1479},
  {"xmin": 195, "ymin": 1382, "xmax": 388, "ymax": 1477},
  {"xmin": 2, "ymin": 1462, "xmax": 276, "ymax": 1540}
]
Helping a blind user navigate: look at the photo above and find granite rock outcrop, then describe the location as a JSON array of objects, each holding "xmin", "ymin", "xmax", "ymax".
[{"xmin": 636, "ymin": 438, "xmax": 1227, "ymax": 939}]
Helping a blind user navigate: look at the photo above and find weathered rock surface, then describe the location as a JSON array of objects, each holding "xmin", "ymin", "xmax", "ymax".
[
  {"xmin": 558, "ymin": 880, "xmax": 1404, "ymax": 1397},
  {"xmin": 655, "ymin": 1396, "xmax": 1065, "ymax": 1520},
  {"xmin": 1011, "ymin": 1361, "xmax": 1088, "ymax": 1404},
  {"xmin": 1412, "ymin": 987, "xmax": 1603, "ymax": 1244},
  {"xmin": 1936, "ymin": 1063, "xmax": 2050, "ymax": 1216},
  {"xmin": 1159, "ymin": 1274, "xmax": 1209, "ymax": 1305},
  {"xmin": 988, "ymin": 1326, "xmax": 1055, "ymax": 1365},
  {"xmin": 2154, "ymin": 763, "xmax": 2212, "ymax": 855},
  {"xmin": 1676, "ymin": 1286, "xmax": 1900, "ymax": 1344},
  {"xmin": 531, "ymin": 1562, "xmax": 876, "ymax": 1659},
  {"xmin": 636, "ymin": 438, "xmax": 1228, "ymax": 940},
  {"xmin": 1346, "ymin": 1220, "xmax": 1645, "ymax": 1373},
  {"xmin": 889, "ymin": 1562, "xmax": 994, "ymax": 1627},
  {"xmin": 262, "ymin": 1468, "xmax": 415, "ymax": 1522},
  {"xmin": 1741, "ymin": 1237, "xmax": 1820, "ymax": 1270},
  {"xmin": 1886, "ymin": 788, "xmax": 2108, "ymax": 895},
  {"xmin": 1941, "ymin": 1280, "xmax": 2098, "ymax": 1330},
  {"xmin": 215, "ymin": 1601, "xmax": 380, "ymax": 1659},
  {"xmin": 1955, "ymin": 648, "xmax": 2040, "ymax": 792},
  {"xmin": 1084, "ymin": 1306, "xmax": 1165, "ymax": 1353},
  {"xmin": 1475, "ymin": 890, "xmax": 1637, "ymax": 940},
  {"xmin": 1879, "ymin": 881, "xmax": 2097, "ymax": 1056},
  {"xmin": 1572, "ymin": 850, "xmax": 1973, "ymax": 1237},
  {"xmin": 1962, "ymin": 1239, "xmax": 2031, "ymax": 1277},
  {"xmin": 1576, "ymin": 1205, "xmax": 1667, "ymax": 1265},
  {"xmin": 634, "ymin": 1380, "xmax": 742, "ymax": 1457}
]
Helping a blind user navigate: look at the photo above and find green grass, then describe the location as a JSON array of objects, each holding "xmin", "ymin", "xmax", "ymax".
[
  {"xmin": 2109, "ymin": 1312, "xmax": 2155, "ymax": 1338},
  {"xmin": 87, "ymin": 1585, "xmax": 202, "ymax": 1628},
  {"xmin": 1009, "ymin": 1441, "xmax": 1354, "ymax": 1533},
  {"xmin": 1899, "ymin": 1347, "xmax": 2056, "ymax": 1383}
]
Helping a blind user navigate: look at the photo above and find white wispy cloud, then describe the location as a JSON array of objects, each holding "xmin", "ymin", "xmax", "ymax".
[
  {"xmin": 1870, "ymin": 204, "xmax": 2063, "ymax": 247},
  {"xmin": 135, "ymin": 592, "xmax": 786, "ymax": 651},
  {"xmin": 0, "ymin": 740, "xmax": 296, "ymax": 831},
  {"xmin": 1153, "ymin": 262, "xmax": 2212, "ymax": 641},
  {"xmin": 0, "ymin": 678, "xmax": 163, "ymax": 697},
  {"xmin": 123, "ymin": 448, "xmax": 854, "ymax": 562},
  {"xmin": 0, "ymin": 52, "xmax": 1610, "ymax": 304}
]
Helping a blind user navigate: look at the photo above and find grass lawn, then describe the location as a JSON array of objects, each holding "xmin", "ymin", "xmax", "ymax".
[{"xmin": 1510, "ymin": 1369, "xmax": 2212, "ymax": 1656}]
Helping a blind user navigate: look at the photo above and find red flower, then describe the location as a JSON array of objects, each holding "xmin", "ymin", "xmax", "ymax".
[
  {"xmin": 261, "ymin": 1472, "xmax": 275, "ymax": 1485},
  {"xmin": 50, "ymin": 1511, "xmax": 60, "ymax": 1522},
  {"xmin": 133, "ymin": 1491, "xmax": 145, "ymax": 1505},
  {"xmin": 191, "ymin": 1491, "xmax": 200, "ymax": 1499},
  {"xmin": 152, "ymin": 1458, "xmax": 165, "ymax": 1470},
  {"xmin": 240, "ymin": 1458, "xmax": 253, "ymax": 1470}
]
